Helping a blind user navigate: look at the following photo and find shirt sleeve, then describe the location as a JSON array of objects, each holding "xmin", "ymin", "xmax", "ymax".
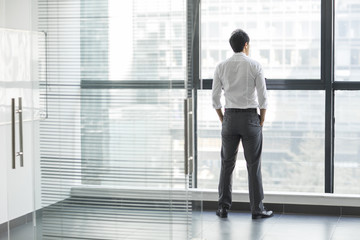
[
  {"xmin": 254, "ymin": 64, "xmax": 268, "ymax": 109},
  {"xmin": 212, "ymin": 65, "xmax": 223, "ymax": 109}
]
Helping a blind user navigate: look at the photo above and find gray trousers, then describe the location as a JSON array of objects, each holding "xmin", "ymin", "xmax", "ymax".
[{"xmin": 218, "ymin": 109, "xmax": 264, "ymax": 214}]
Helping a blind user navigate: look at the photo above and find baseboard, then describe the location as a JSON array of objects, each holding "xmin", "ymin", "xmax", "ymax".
[
  {"xmin": 0, "ymin": 212, "xmax": 33, "ymax": 235},
  {"xmin": 200, "ymin": 200, "xmax": 360, "ymax": 216},
  {"xmin": 0, "ymin": 222, "xmax": 7, "ymax": 236}
]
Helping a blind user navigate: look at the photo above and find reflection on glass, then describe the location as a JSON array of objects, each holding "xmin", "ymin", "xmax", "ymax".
[
  {"xmin": 197, "ymin": 90, "xmax": 325, "ymax": 193},
  {"xmin": 335, "ymin": 0, "xmax": 360, "ymax": 81},
  {"xmin": 335, "ymin": 91, "xmax": 360, "ymax": 194},
  {"xmin": 201, "ymin": 0, "xmax": 321, "ymax": 79}
]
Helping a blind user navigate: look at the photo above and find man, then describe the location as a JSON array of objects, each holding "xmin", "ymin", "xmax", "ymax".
[{"xmin": 212, "ymin": 29, "xmax": 273, "ymax": 219}]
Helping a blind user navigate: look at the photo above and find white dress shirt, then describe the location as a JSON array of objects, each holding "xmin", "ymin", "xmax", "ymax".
[{"xmin": 212, "ymin": 52, "xmax": 268, "ymax": 110}]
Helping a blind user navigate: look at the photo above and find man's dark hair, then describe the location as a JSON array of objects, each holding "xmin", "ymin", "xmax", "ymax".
[{"xmin": 229, "ymin": 29, "xmax": 250, "ymax": 53}]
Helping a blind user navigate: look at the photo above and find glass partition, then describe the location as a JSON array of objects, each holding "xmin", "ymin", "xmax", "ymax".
[{"xmin": 37, "ymin": 0, "xmax": 193, "ymax": 239}]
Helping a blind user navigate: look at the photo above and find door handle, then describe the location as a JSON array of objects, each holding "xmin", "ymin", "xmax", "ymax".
[
  {"xmin": 12, "ymin": 98, "xmax": 16, "ymax": 169},
  {"xmin": 11, "ymin": 97, "xmax": 24, "ymax": 169},
  {"xmin": 17, "ymin": 97, "xmax": 24, "ymax": 167},
  {"xmin": 184, "ymin": 99, "xmax": 189, "ymax": 175},
  {"xmin": 188, "ymin": 98, "xmax": 194, "ymax": 174},
  {"xmin": 184, "ymin": 98, "xmax": 194, "ymax": 175}
]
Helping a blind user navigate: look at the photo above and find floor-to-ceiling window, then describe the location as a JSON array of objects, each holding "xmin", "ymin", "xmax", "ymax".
[
  {"xmin": 195, "ymin": 0, "xmax": 360, "ymax": 195},
  {"xmin": 198, "ymin": 0, "xmax": 326, "ymax": 193}
]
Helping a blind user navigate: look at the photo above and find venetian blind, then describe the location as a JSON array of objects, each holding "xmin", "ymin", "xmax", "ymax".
[{"xmin": 38, "ymin": 0, "xmax": 191, "ymax": 239}]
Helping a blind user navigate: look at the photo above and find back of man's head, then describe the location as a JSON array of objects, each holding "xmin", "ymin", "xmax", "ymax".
[{"xmin": 229, "ymin": 29, "xmax": 250, "ymax": 53}]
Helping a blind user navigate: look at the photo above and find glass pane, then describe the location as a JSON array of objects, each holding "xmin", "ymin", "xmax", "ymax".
[
  {"xmin": 201, "ymin": 0, "xmax": 321, "ymax": 79},
  {"xmin": 108, "ymin": 0, "xmax": 186, "ymax": 81},
  {"xmin": 37, "ymin": 0, "xmax": 192, "ymax": 239},
  {"xmin": 335, "ymin": 1, "xmax": 360, "ymax": 81},
  {"xmin": 80, "ymin": 89, "xmax": 186, "ymax": 189},
  {"xmin": 335, "ymin": 91, "xmax": 360, "ymax": 194},
  {"xmin": 197, "ymin": 90, "xmax": 325, "ymax": 193}
]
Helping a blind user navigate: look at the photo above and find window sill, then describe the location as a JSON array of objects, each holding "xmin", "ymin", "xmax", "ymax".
[
  {"xmin": 190, "ymin": 188, "xmax": 360, "ymax": 207},
  {"xmin": 70, "ymin": 185, "xmax": 360, "ymax": 207}
]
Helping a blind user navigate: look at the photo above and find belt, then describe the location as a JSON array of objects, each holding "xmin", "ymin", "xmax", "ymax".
[{"xmin": 225, "ymin": 108, "xmax": 257, "ymax": 113}]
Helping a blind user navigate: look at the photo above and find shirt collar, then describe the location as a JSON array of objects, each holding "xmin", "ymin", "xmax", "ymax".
[{"xmin": 233, "ymin": 52, "xmax": 246, "ymax": 57}]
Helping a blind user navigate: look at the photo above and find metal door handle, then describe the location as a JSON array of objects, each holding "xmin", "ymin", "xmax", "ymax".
[
  {"xmin": 184, "ymin": 98, "xmax": 194, "ymax": 175},
  {"xmin": 17, "ymin": 97, "xmax": 24, "ymax": 167},
  {"xmin": 184, "ymin": 99, "xmax": 189, "ymax": 175},
  {"xmin": 12, "ymin": 98, "xmax": 16, "ymax": 169},
  {"xmin": 188, "ymin": 98, "xmax": 193, "ymax": 174},
  {"xmin": 11, "ymin": 97, "xmax": 24, "ymax": 169}
]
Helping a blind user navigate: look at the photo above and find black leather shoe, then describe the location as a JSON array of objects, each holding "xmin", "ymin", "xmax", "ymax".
[
  {"xmin": 216, "ymin": 206, "xmax": 228, "ymax": 218},
  {"xmin": 252, "ymin": 210, "xmax": 274, "ymax": 219}
]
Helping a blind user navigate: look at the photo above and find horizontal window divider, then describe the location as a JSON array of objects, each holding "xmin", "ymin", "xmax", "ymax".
[
  {"xmin": 266, "ymin": 80, "xmax": 325, "ymax": 90},
  {"xmin": 80, "ymin": 80, "xmax": 185, "ymax": 89},
  {"xmin": 201, "ymin": 79, "xmax": 325, "ymax": 90},
  {"xmin": 333, "ymin": 81, "xmax": 360, "ymax": 90}
]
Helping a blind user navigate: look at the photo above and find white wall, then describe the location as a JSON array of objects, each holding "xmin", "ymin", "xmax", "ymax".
[
  {"xmin": 0, "ymin": 0, "xmax": 4, "ymax": 28},
  {"xmin": 0, "ymin": 0, "xmax": 32, "ymax": 30},
  {"xmin": 0, "ymin": 125, "xmax": 9, "ymax": 224},
  {"xmin": 0, "ymin": 0, "xmax": 40, "ymax": 223},
  {"xmin": 0, "ymin": 28, "xmax": 37, "ymax": 223}
]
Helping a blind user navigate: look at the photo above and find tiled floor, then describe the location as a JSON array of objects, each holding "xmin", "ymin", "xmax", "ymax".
[
  {"xmin": 193, "ymin": 211, "xmax": 360, "ymax": 240},
  {"xmin": 1, "ymin": 210, "xmax": 360, "ymax": 240}
]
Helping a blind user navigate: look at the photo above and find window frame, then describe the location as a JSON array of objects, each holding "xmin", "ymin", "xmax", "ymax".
[{"xmin": 194, "ymin": 0, "xmax": 360, "ymax": 193}]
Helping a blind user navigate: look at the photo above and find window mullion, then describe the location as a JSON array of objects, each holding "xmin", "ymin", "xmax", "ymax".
[{"xmin": 322, "ymin": 0, "xmax": 335, "ymax": 193}]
